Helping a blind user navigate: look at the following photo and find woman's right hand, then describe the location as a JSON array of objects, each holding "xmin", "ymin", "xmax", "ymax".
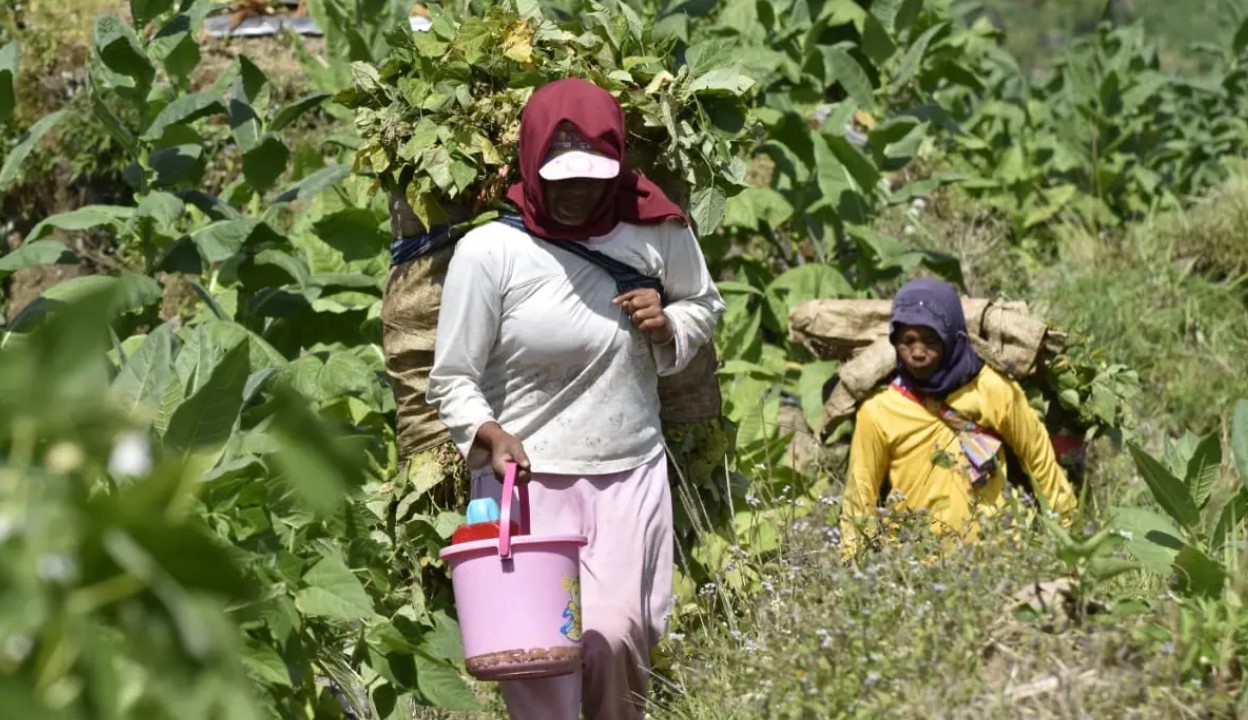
[{"xmin": 475, "ymin": 422, "xmax": 532, "ymax": 482}]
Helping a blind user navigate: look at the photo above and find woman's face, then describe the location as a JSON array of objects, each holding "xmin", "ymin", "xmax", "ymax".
[
  {"xmin": 894, "ymin": 324, "xmax": 944, "ymax": 380},
  {"xmin": 543, "ymin": 179, "xmax": 609, "ymax": 227}
]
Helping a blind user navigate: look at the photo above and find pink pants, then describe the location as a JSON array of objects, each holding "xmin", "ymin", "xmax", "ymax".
[{"xmin": 470, "ymin": 451, "xmax": 673, "ymax": 720}]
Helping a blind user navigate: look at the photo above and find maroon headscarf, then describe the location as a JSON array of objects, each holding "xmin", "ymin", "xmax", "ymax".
[{"xmin": 506, "ymin": 77, "xmax": 687, "ymax": 241}]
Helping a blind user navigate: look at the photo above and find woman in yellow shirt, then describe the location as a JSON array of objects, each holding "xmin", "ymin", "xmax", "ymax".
[{"xmin": 840, "ymin": 279, "xmax": 1078, "ymax": 557}]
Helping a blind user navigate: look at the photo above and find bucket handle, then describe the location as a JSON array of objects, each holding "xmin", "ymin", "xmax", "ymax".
[{"xmin": 497, "ymin": 462, "xmax": 531, "ymax": 560}]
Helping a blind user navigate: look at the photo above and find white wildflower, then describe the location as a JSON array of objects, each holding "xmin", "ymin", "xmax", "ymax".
[
  {"xmin": 3, "ymin": 635, "xmax": 32, "ymax": 663},
  {"xmin": 36, "ymin": 553, "xmax": 77, "ymax": 584},
  {"xmin": 108, "ymin": 432, "xmax": 153, "ymax": 478},
  {"xmin": 44, "ymin": 442, "xmax": 85, "ymax": 474}
]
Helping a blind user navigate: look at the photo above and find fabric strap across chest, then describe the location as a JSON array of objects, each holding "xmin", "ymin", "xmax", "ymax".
[
  {"xmin": 494, "ymin": 214, "xmax": 667, "ymax": 304},
  {"xmin": 889, "ymin": 376, "xmax": 1004, "ymax": 487}
]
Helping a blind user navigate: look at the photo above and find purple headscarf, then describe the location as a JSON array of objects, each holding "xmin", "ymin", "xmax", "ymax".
[{"xmin": 889, "ymin": 278, "xmax": 984, "ymax": 399}]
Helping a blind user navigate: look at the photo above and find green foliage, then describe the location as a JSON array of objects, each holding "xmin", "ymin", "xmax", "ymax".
[
  {"xmin": 0, "ymin": 1, "xmax": 481, "ymax": 716},
  {"xmin": 1040, "ymin": 195, "xmax": 1248, "ymax": 435},
  {"xmin": 1024, "ymin": 348, "xmax": 1140, "ymax": 437},
  {"xmin": 936, "ymin": 14, "xmax": 1248, "ymax": 248},
  {"xmin": 1114, "ymin": 402, "xmax": 1248, "ymax": 599},
  {"xmin": 980, "ymin": 0, "xmax": 1248, "ymax": 72},
  {"xmin": 342, "ymin": 0, "xmax": 755, "ymax": 233}
]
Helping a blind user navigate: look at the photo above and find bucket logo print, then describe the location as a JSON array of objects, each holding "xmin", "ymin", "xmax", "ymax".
[{"xmin": 559, "ymin": 577, "xmax": 582, "ymax": 641}]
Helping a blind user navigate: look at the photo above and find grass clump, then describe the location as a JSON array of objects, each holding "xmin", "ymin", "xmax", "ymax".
[
  {"xmin": 652, "ymin": 488, "xmax": 1223, "ymax": 719},
  {"xmin": 1037, "ymin": 208, "xmax": 1248, "ymax": 435},
  {"xmin": 1154, "ymin": 173, "xmax": 1248, "ymax": 285}
]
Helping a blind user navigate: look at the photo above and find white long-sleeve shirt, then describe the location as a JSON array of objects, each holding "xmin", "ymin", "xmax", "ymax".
[{"xmin": 426, "ymin": 219, "xmax": 725, "ymax": 475}]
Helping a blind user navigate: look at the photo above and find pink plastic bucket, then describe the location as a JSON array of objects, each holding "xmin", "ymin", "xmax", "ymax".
[{"xmin": 439, "ymin": 463, "xmax": 587, "ymax": 681}]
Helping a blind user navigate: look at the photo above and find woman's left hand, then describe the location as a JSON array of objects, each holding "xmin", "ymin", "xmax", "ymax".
[{"xmin": 614, "ymin": 289, "xmax": 673, "ymax": 345}]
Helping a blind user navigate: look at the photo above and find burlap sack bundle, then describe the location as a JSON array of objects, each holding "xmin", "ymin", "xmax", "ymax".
[
  {"xmin": 787, "ymin": 298, "xmax": 1066, "ymax": 436},
  {"xmin": 381, "ymin": 192, "xmax": 456, "ymax": 458}
]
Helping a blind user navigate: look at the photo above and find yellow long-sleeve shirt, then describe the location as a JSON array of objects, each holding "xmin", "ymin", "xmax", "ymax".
[{"xmin": 840, "ymin": 366, "xmax": 1077, "ymax": 558}]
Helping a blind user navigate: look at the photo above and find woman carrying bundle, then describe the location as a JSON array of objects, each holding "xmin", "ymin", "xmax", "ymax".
[
  {"xmin": 427, "ymin": 78, "xmax": 724, "ymax": 719},
  {"xmin": 839, "ymin": 278, "xmax": 1078, "ymax": 557}
]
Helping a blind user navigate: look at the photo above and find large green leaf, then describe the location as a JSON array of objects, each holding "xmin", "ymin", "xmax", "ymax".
[
  {"xmin": 722, "ymin": 187, "xmax": 794, "ymax": 230},
  {"xmin": 241, "ymin": 637, "xmax": 292, "ymax": 688},
  {"xmin": 1174, "ymin": 545, "xmax": 1227, "ymax": 598},
  {"xmin": 1162, "ymin": 432, "xmax": 1199, "ymax": 482},
  {"xmin": 23, "ymin": 205, "xmax": 133, "ymax": 244},
  {"xmin": 164, "ymin": 342, "xmax": 250, "ymax": 461},
  {"xmin": 0, "ymin": 674, "xmax": 85, "ymax": 720},
  {"xmin": 153, "ymin": 372, "xmax": 183, "ymax": 437},
  {"xmin": 891, "ymin": 22, "xmax": 945, "ymax": 90},
  {"xmin": 93, "ymin": 14, "xmax": 155, "ymax": 91},
  {"xmin": 0, "ymin": 240, "xmax": 78, "ymax": 280},
  {"xmin": 689, "ymin": 186, "xmax": 727, "ymax": 235},
  {"xmin": 1, "ymin": 110, "xmax": 69, "ymax": 194},
  {"xmin": 98, "ymin": 528, "xmax": 242, "ymax": 662},
  {"xmin": 826, "ymin": 133, "xmax": 881, "ymax": 196},
  {"xmin": 275, "ymin": 165, "xmax": 351, "ymax": 204},
  {"xmin": 1127, "ymin": 443, "xmax": 1200, "ymax": 531},
  {"xmin": 687, "ymin": 66, "xmax": 755, "ymax": 96},
  {"xmin": 765, "ymin": 264, "xmax": 853, "ymax": 336},
  {"xmin": 871, "ymin": 118, "xmax": 928, "ymax": 166},
  {"xmin": 822, "ymin": 46, "xmax": 874, "ymax": 108},
  {"xmin": 228, "ymin": 97, "xmax": 263, "ymax": 151},
  {"xmin": 90, "ymin": 90, "xmax": 140, "ymax": 156},
  {"xmin": 198, "ymin": 320, "xmax": 289, "ymax": 372},
  {"xmin": 149, "ymin": 9, "xmax": 207, "ymax": 80},
  {"xmin": 414, "ymin": 653, "xmax": 481, "ymax": 711},
  {"xmin": 295, "ymin": 554, "xmax": 376, "ymax": 620},
  {"xmin": 860, "ymin": 14, "xmax": 895, "ymax": 65},
  {"xmin": 1184, "ymin": 431, "xmax": 1222, "ymax": 511},
  {"xmin": 129, "ymin": 0, "xmax": 174, "ymax": 30},
  {"xmin": 112, "ymin": 323, "xmax": 173, "ymax": 418},
  {"xmin": 190, "ymin": 219, "xmax": 260, "ymax": 265},
  {"xmin": 242, "ymin": 134, "xmax": 290, "ymax": 192},
  {"xmin": 270, "ymin": 93, "xmax": 331, "ymax": 131},
  {"xmin": 846, "ymin": 224, "xmax": 960, "ymax": 282},
  {"xmin": 1232, "ymin": 399, "xmax": 1248, "ymax": 491},
  {"xmin": 235, "ymin": 56, "xmax": 269, "ymax": 107},
  {"xmin": 0, "ymin": 41, "xmax": 16, "ymax": 123},
  {"xmin": 1234, "ymin": 16, "xmax": 1248, "ymax": 58},
  {"xmin": 264, "ymin": 380, "xmax": 369, "ymax": 512},
  {"xmin": 149, "ymin": 144, "xmax": 205, "ymax": 188},
  {"xmin": 798, "ymin": 360, "xmax": 839, "ymax": 431},
  {"xmin": 311, "ymin": 208, "xmax": 388, "ymax": 261},
  {"xmin": 285, "ymin": 351, "xmax": 380, "ymax": 405},
  {"xmin": 143, "ymin": 93, "xmax": 226, "ymax": 141},
  {"xmin": 6, "ymin": 273, "xmax": 161, "ymax": 333},
  {"xmin": 174, "ymin": 324, "xmax": 226, "ymax": 396},
  {"xmin": 419, "ymin": 611, "xmax": 464, "ymax": 662},
  {"xmin": 1212, "ymin": 488, "xmax": 1248, "ymax": 554},
  {"xmin": 1111, "ymin": 506, "xmax": 1185, "ymax": 576},
  {"xmin": 132, "ymin": 191, "xmax": 185, "ymax": 236}
]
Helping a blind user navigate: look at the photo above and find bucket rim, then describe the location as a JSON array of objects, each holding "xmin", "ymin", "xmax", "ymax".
[{"xmin": 439, "ymin": 534, "xmax": 587, "ymax": 560}]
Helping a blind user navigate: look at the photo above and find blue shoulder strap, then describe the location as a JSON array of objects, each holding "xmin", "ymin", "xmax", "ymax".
[
  {"xmin": 390, "ymin": 223, "xmax": 463, "ymax": 267},
  {"xmin": 495, "ymin": 214, "xmax": 666, "ymax": 304}
]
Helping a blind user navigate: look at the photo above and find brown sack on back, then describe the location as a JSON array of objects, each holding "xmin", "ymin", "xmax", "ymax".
[
  {"xmin": 789, "ymin": 298, "xmax": 1065, "ymax": 437},
  {"xmin": 382, "ymin": 192, "xmax": 456, "ymax": 459}
]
